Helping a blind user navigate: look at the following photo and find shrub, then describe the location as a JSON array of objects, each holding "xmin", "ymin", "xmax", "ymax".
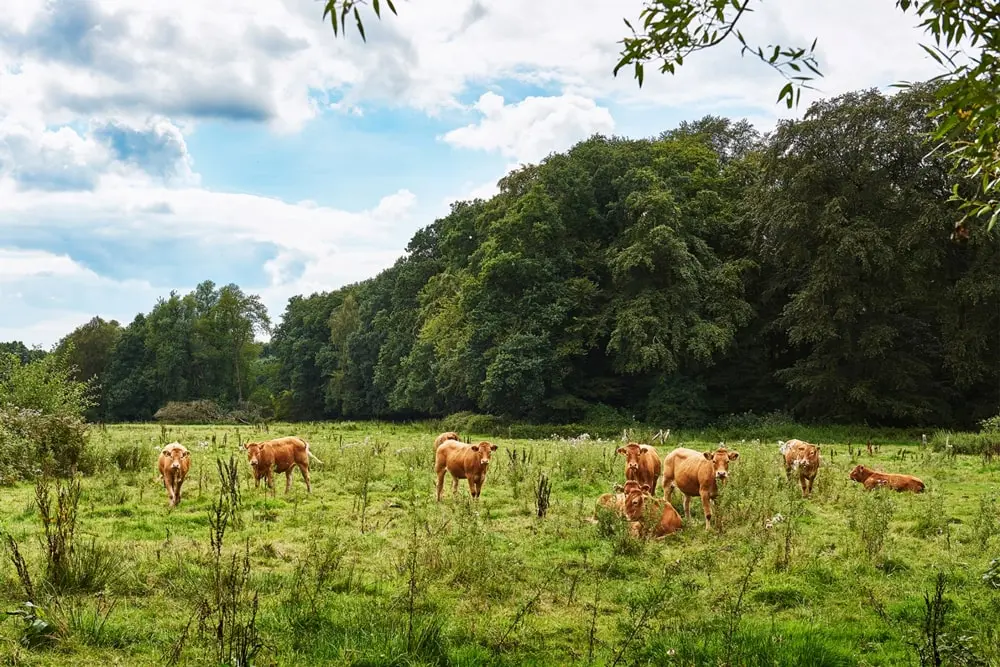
[
  {"xmin": 0, "ymin": 408, "xmax": 89, "ymax": 480},
  {"xmin": 0, "ymin": 351, "xmax": 94, "ymax": 481}
]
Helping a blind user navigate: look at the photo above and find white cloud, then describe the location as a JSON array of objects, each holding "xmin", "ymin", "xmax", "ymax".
[
  {"xmin": 0, "ymin": 249, "xmax": 86, "ymax": 280},
  {"xmin": 442, "ymin": 92, "xmax": 615, "ymax": 164}
]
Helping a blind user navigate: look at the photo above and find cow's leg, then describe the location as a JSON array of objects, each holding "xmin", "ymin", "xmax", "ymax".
[
  {"xmin": 175, "ymin": 481, "xmax": 182, "ymax": 506},
  {"xmin": 285, "ymin": 469, "xmax": 293, "ymax": 493},
  {"xmin": 467, "ymin": 476, "xmax": 477, "ymax": 498},
  {"xmin": 300, "ymin": 464, "xmax": 312, "ymax": 493},
  {"xmin": 682, "ymin": 495, "xmax": 691, "ymax": 519},
  {"xmin": 436, "ymin": 469, "xmax": 446, "ymax": 502},
  {"xmin": 701, "ymin": 491, "xmax": 713, "ymax": 530},
  {"xmin": 452, "ymin": 476, "xmax": 459, "ymax": 496},
  {"xmin": 661, "ymin": 472, "xmax": 673, "ymax": 501},
  {"xmin": 800, "ymin": 476, "xmax": 809, "ymax": 497}
]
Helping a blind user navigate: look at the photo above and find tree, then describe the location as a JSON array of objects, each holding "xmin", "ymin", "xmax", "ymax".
[
  {"xmin": 55, "ymin": 316, "xmax": 122, "ymax": 383},
  {"xmin": 320, "ymin": 0, "xmax": 1000, "ymax": 235}
]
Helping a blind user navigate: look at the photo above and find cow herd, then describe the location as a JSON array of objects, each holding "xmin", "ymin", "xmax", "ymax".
[{"xmin": 155, "ymin": 431, "xmax": 928, "ymax": 540}]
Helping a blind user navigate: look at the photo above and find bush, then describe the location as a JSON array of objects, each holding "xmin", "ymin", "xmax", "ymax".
[
  {"xmin": 153, "ymin": 399, "xmax": 266, "ymax": 425},
  {"xmin": 0, "ymin": 351, "xmax": 94, "ymax": 482},
  {"xmin": 0, "ymin": 408, "xmax": 89, "ymax": 481}
]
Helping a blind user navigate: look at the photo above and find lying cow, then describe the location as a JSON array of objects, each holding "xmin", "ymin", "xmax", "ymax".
[
  {"xmin": 434, "ymin": 431, "xmax": 460, "ymax": 448},
  {"xmin": 616, "ymin": 442, "xmax": 661, "ymax": 496},
  {"xmin": 780, "ymin": 439, "xmax": 821, "ymax": 497},
  {"xmin": 435, "ymin": 438, "xmax": 497, "ymax": 501},
  {"xmin": 594, "ymin": 480, "xmax": 682, "ymax": 538},
  {"xmin": 848, "ymin": 464, "xmax": 925, "ymax": 493},
  {"xmin": 243, "ymin": 436, "xmax": 322, "ymax": 494},
  {"xmin": 158, "ymin": 441, "xmax": 191, "ymax": 508},
  {"xmin": 662, "ymin": 445, "xmax": 740, "ymax": 530}
]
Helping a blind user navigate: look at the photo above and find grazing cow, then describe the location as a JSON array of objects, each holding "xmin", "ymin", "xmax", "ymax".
[
  {"xmin": 616, "ymin": 442, "xmax": 662, "ymax": 496},
  {"xmin": 780, "ymin": 439, "xmax": 821, "ymax": 497},
  {"xmin": 661, "ymin": 445, "xmax": 740, "ymax": 530},
  {"xmin": 434, "ymin": 431, "xmax": 460, "ymax": 448},
  {"xmin": 158, "ymin": 442, "xmax": 191, "ymax": 508},
  {"xmin": 243, "ymin": 436, "xmax": 321, "ymax": 494},
  {"xmin": 849, "ymin": 465, "xmax": 925, "ymax": 493},
  {"xmin": 435, "ymin": 439, "xmax": 497, "ymax": 501}
]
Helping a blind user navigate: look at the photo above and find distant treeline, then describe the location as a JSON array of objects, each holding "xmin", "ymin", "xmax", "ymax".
[{"xmin": 6, "ymin": 83, "xmax": 999, "ymax": 429}]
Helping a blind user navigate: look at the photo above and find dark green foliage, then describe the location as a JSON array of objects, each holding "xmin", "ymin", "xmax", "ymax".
[{"xmin": 4, "ymin": 83, "xmax": 999, "ymax": 429}]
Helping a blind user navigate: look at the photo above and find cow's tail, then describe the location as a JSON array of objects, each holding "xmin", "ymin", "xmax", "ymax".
[{"xmin": 304, "ymin": 440, "xmax": 323, "ymax": 465}]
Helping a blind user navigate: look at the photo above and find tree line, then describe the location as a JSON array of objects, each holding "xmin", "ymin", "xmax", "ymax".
[{"xmin": 5, "ymin": 83, "xmax": 999, "ymax": 428}]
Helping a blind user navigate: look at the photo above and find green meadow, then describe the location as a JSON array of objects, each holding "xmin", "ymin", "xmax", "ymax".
[{"xmin": 1, "ymin": 421, "xmax": 999, "ymax": 666}]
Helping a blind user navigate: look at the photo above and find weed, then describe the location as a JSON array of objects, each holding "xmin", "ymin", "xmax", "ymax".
[
  {"xmin": 534, "ymin": 471, "xmax": 552, "ymax": 518},
  {"xmin": 848, "ymin": 487, "xmax": 896, "ymax": 562}
]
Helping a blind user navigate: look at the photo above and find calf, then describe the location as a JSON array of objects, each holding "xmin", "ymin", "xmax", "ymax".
[
  {"xmin": 435, "ymin": 439, "xmax": 498, "ymax": 500},
  {"xmin": 158, "ymin": 442, "xmax": 191, "ymax": 508},
  {"xmin": 849, "ymin": 464, "xmax": 925, "ymax": 493},
  {"xmin": 662, "ymin": 445, "xmax": 740, "ymax": 530},
  {"xmin": 780, "ymin": 439, "xmax": 821, "ymax": 497},
  {"xmin": 434, "ymin": 431, "xmax": 460, "ymax": 448},
  {"xmin": 243, "ymin": 436, "xmax": 321, "ymax": 494},
  {"xmin": 616, "ymin": 442, "xmax": 662, "ymax": 496}
]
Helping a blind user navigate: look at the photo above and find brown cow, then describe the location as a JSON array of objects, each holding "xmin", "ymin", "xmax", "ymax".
[
  {"xmin": 596, "ymin": 480, "xmax": 649, "ymax": 521},
  {"xmin": 594, "ymin": 481, "xmax": 683, "ymax": 538},
  {"xmin": 158, "ymin": 442, "xmax": 191, "ymax": 508},
  {"xmin": 435, "ymin": 439, "xmax": 497, "ymax": 501},
  {"xmin": 781, "ymin": 439, "xmax": 821, "ymax": 497},
  {"xmin": 849, "ymin": 464, "xmax": 925, "ymax": 493},
  {"xmin": 661, "ymin": 445, "xmax": 740, "ymax": 530},
  {"xmin": 434, "ymin": 431, "xmax": 460, "ymax": 448},
  {"xmin": 616, "ymin": 442, "xmax": 662, "ymax": 496},
  {"xmin": 243, "ymin": 436, "xmax": 322, "ymax": 494}
]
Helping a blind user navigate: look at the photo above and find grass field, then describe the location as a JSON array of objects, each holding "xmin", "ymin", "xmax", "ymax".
[{"xmin": 1, "ymin": 421, "xmax": 999, "ymax": 666}]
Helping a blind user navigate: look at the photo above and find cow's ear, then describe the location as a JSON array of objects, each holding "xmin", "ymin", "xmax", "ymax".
[
  {"xmin": 490, "ymin": 444, "xmax": 497, "ymax": 451},
  {"xmin": 639, "ymin": 446, "xmax": 649, "ymax": 454},
  {"xmin": 182, "ymin": 450, "xmax": 190, "ymax": 458},
  {"xmin": 728, "ymin": 451, "xmax": 740, "ymax": 460},
  {"xmin": 616, "ymin": 447, "xmax": 626, "ymax": 455},
  {"xmin": 641, "ymin": 484, "xmax": 650, "ymax": 493},
  {"xmin": 703, "ymin": 451, "xmax": 713, "ymax": 460},
  {"xmin": 613, "ymin": 483, "xmax": 624, "ymax": 493},
  {"xmin": 471, "ymin": 445, "xmax": 480, "ymax": 452}
]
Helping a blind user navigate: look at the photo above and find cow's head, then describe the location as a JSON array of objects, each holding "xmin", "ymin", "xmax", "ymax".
[
  {"xmin": 616, "ymin": 443, "xmax": 650, "ymax": 478},
  {"xmin": 243, "ymin": 442, "xmax": 263, "ymax": 468},
  {"xmin": 161, "ymin": 444, "xmax": 190, "ymax": 470},
  {"xmin": 849, "ymin": 465, "xmax": 868, "ymax": 482},
  {"xmin": 623, "ymin": 482, "xmax": 651, "ymax": 521},
  {"xmin": 470, "ymin": 441, "xmax": 497, "ymax": 467},
  {"xmin": 703, "ymin": 447, "xmax": 739, "ymax": 480}
]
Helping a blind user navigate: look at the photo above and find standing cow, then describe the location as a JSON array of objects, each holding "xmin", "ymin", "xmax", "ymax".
[
  {"xmin": 616, "ymin": 442, "xmax": 662, "ymax": 496},
  {"xmin": 158, "ymin": 442, "xmax": 191, "ymax": 508},
  {"xmin": 780, "ymin": 439, "xmax": 821, "ymax": 497},
  {"xmin": 435, "ymin": 438, "xmax": 497, "ymax": 501},
  {"xmin": 243, "ymin": 436, "xmax": 322, "ymax": 494},
  {"xmin": 661, "ymin": 445, "xmax": 740, "ymax": 530}
]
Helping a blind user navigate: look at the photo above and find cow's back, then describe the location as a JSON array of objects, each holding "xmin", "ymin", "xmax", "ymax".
[{"xmin": 664, "ymin": 447, "xmax": 708, "ymax": 495}]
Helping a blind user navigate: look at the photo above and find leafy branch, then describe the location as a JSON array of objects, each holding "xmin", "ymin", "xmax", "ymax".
[
  {"xmin": 613, "ymin": 0, "xmax": 822, "ymax": 108},
  {"xmin": 322, "ymin": 0, "xmax": 398, "ymax": 42}
]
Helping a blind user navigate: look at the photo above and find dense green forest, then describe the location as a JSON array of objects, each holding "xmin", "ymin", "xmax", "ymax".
[{"xmin": 5, "ymin": 84, "xmax": 999, "ymax": 429}]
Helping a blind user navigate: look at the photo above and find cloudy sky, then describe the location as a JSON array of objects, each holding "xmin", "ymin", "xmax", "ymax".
[{"xmin": 0, "ymin": 0, "xmax": 945, "ymax": 347}]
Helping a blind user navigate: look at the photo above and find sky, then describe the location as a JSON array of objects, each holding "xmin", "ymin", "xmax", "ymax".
[{"xmin": 0, "ymin": 0, "xmax": 948, "ymax": 348}]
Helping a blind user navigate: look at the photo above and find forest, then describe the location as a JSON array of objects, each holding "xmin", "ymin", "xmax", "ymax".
[{"xmin": 5, "ymin": 83, "xmax": 999, "ymax": 430}]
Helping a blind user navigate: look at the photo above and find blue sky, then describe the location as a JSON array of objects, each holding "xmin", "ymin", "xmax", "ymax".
[{"xmin": 0, "ymin": 0, "xmax": 944, "ymax": 347}]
